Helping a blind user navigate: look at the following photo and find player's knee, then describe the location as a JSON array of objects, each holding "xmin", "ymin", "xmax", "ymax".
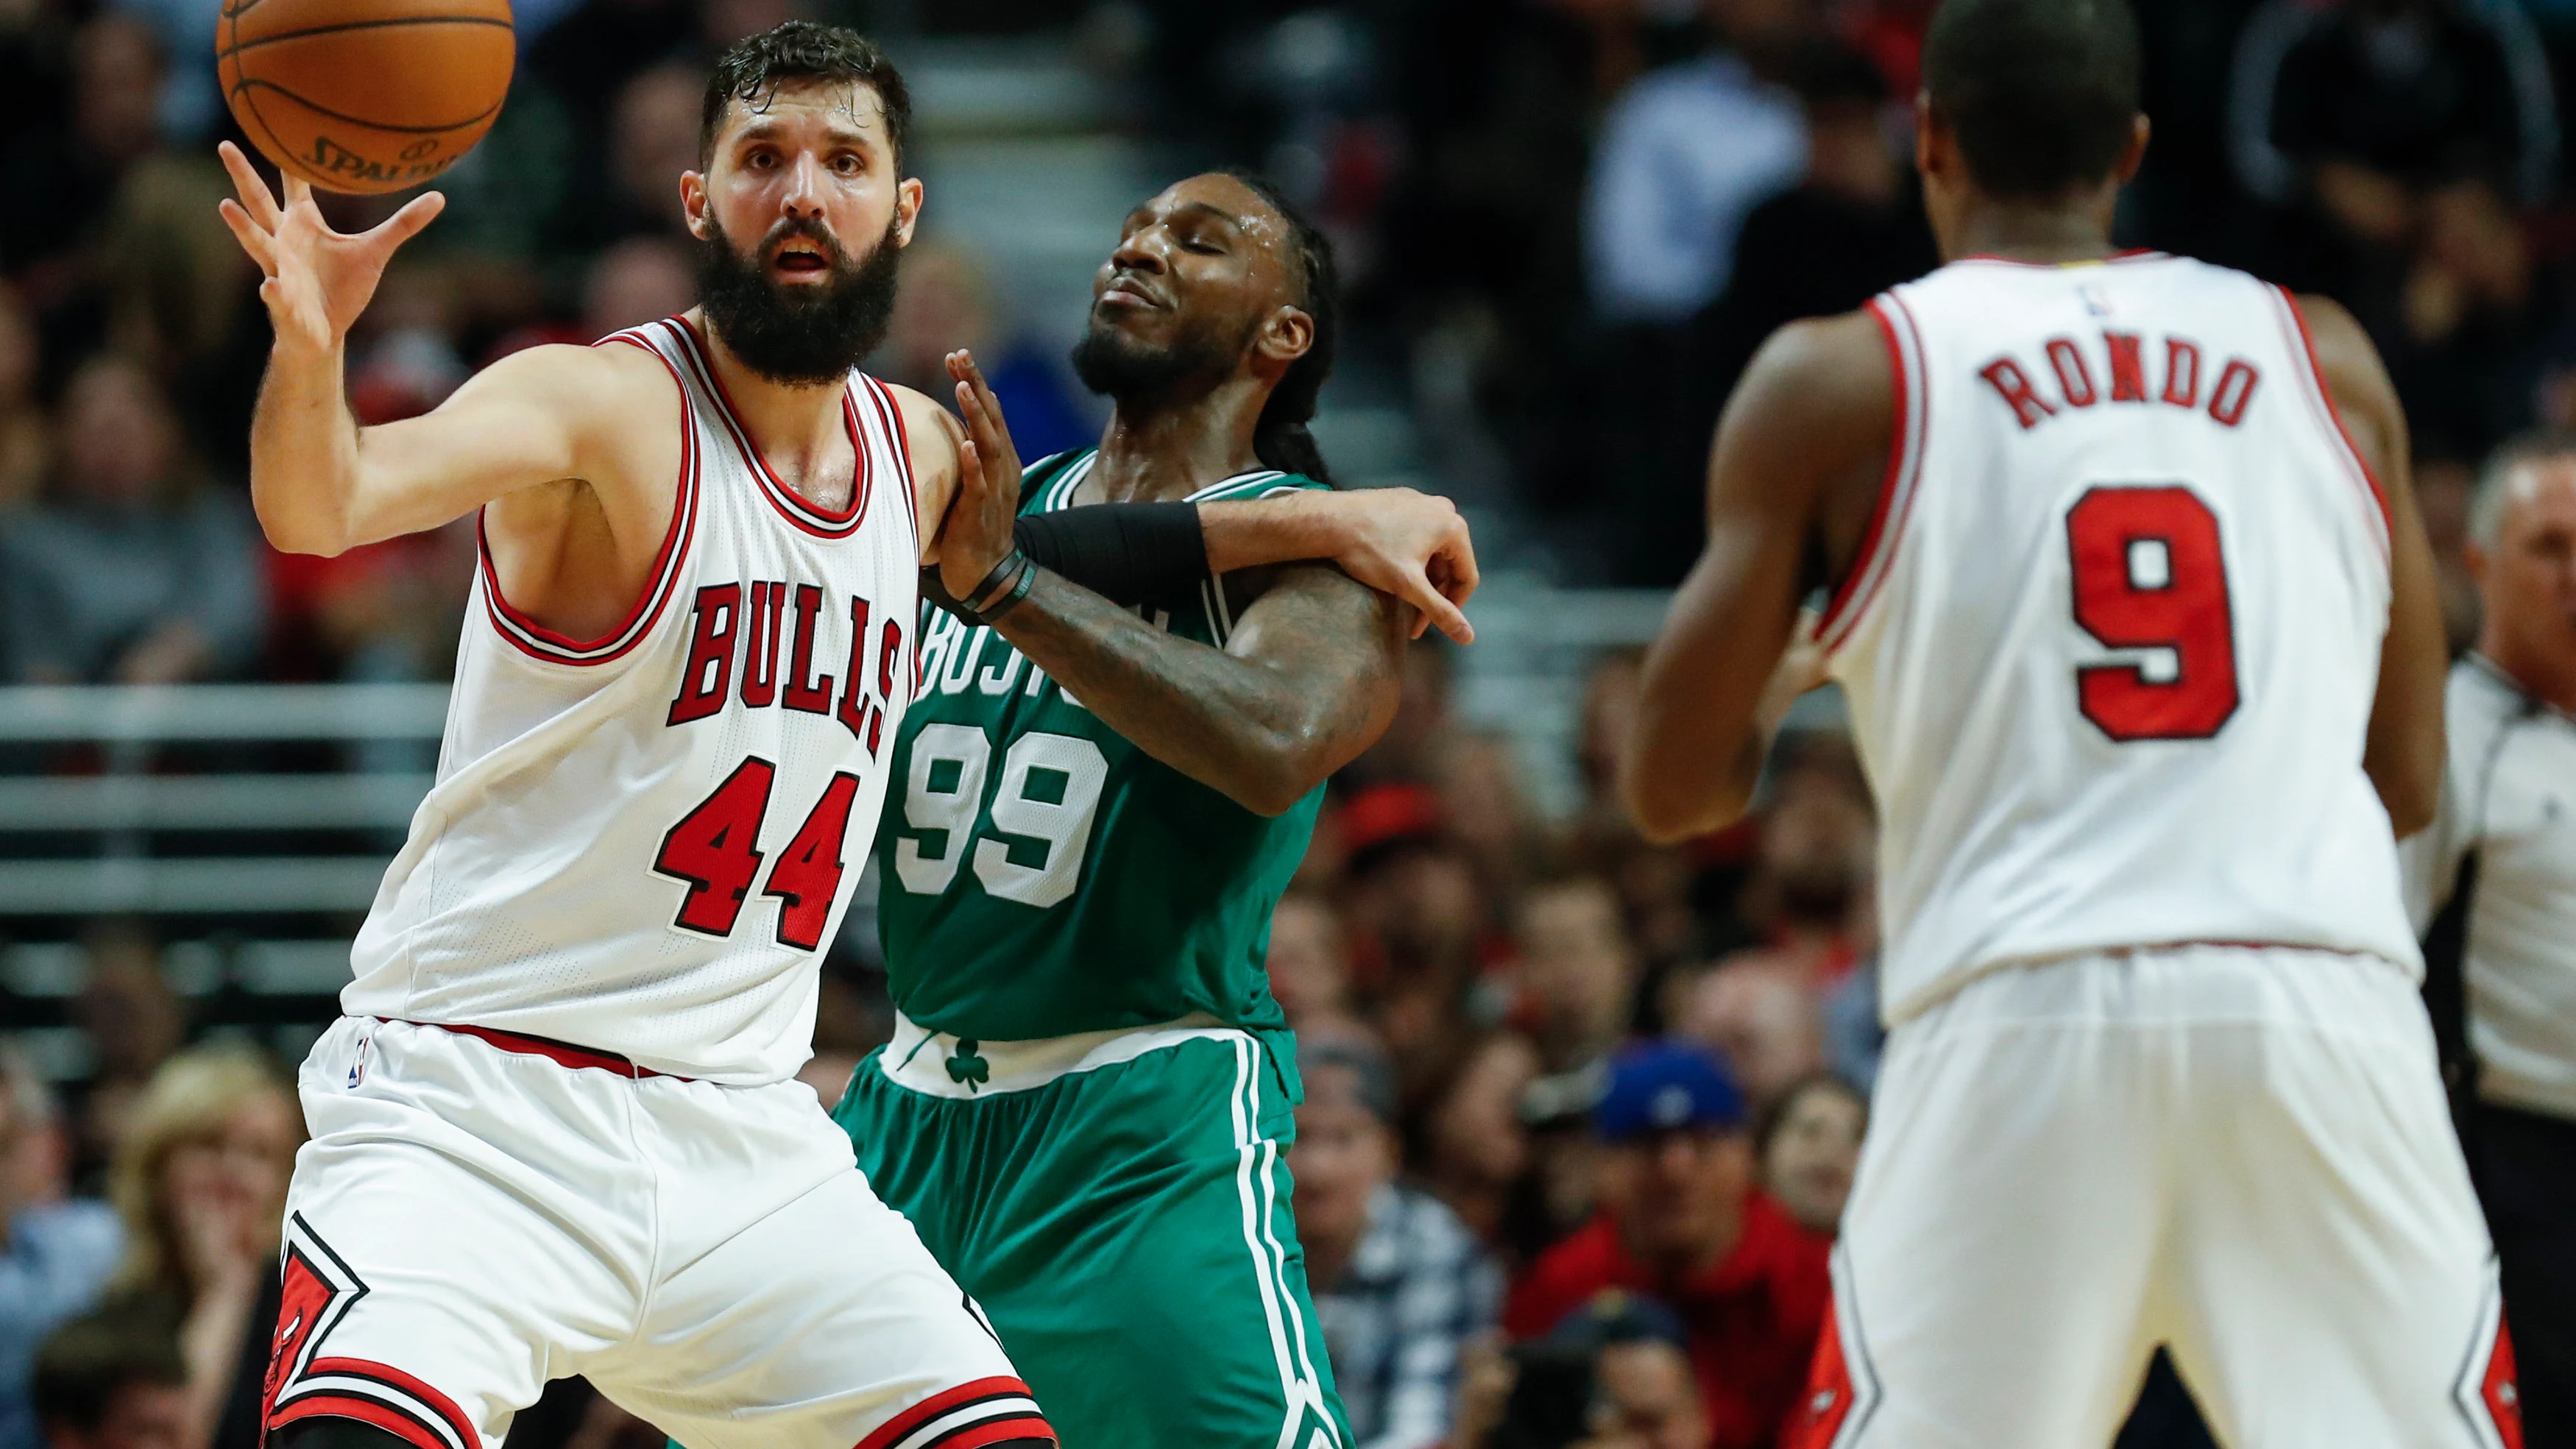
[{"xmin": 273, "ymin": 1414, "xmax": 429, "ymax": 1449}]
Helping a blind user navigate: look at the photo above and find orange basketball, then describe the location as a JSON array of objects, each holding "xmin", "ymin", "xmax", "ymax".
[{"xmin": 218, "ymin": 0, "xmax": 514, "ymax": 195}]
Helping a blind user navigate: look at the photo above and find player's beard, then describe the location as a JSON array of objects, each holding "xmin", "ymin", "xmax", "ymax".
[
  {"xmin": 696, "ymin": 211, "xmax": 902, "ymax": 387},
  {"xmin": 1068, "ymin": 305, "xmax": 1253, "ymax": 407}
]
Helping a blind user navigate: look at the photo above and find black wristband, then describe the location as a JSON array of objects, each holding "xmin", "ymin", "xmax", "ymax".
[
  {"xmin": 1012, "ymin": 501, "xmax": 1207, "ymax": 606},
  {"xmin": 978, "ymin": 556, "xmax": 1040, "ymax": 624},
  {"xmin": 963, "ymin": 549, "xmax": 1032, "ymax": 615}
]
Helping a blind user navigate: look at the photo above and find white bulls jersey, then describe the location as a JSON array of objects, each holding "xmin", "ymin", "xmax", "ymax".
[
  {"xmin": 344, "ymin": 317, "xmax": 921, "ymax": 1084},
  {"xmin": 1822, "ymin": 254, "xmax": 2423, "ymax": 1024}
]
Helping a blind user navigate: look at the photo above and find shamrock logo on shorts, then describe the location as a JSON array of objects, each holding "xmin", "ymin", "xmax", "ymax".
[{"xmin": 946, "ymin": 1039, "xmax": 990, "ymax": 1089}]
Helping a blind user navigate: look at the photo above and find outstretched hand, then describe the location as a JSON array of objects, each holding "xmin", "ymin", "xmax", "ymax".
[
  {"xmin": 937, "ymin": 349, "xmax": 1025, "ymax": 601},
  {"xmin": 214, "ymin": 141, "xmax": 445, "ymax": 355}
]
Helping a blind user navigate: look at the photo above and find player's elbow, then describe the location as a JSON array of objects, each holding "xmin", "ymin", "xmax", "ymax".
[
  {"xmin": 1620, "ymin": 729, "xmax": 1757, "ymax": 844},
  {"xmin": 254, "ymin": 502, "xmax": 352, "ymax": 558}
]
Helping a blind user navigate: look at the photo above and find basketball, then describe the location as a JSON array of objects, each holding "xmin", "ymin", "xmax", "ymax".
[{"xmin": 217, "ymin": 0, "xmax": 514, "ymax": 195}]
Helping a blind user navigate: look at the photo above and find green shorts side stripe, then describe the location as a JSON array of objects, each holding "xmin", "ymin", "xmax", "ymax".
[{"xmin": 1228, "ymin": 1034, "xmax": 1341, "ymax": 1449}]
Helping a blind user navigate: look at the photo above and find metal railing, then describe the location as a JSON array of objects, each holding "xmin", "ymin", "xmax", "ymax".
[{"xmin": 0, "ymin": 683, "xmax": 447, "ymax": 917}]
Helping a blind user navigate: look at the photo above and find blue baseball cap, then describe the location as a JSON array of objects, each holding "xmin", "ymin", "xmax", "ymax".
[{"xmin": 1593, "ymin": 1041, "xmax": 1747, "ymax": 1143}]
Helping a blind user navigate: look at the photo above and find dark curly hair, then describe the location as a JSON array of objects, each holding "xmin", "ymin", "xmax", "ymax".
[
  {"xmin": 1218, "ymin": 169, "xmax": 1340, "ymax": 488},
  {"xmin": 699, "ymin": 21, "xmax": 913, "ymax": 175},
  {"xmin": 1923, "ymin": 0, "xmax": 2140, "ymax": 199}
]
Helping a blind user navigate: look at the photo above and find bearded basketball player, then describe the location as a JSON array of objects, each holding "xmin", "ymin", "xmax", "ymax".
[
  {"xmin": 211, "ymin": 22, "xmax": 1473, "ymax": 1449},
  {"xmin": 1624, "ymin": 1, "xmax": 2513, "ymax": 1445}
]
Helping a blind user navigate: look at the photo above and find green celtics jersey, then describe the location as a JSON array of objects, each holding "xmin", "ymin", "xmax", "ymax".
[{"xmin": 873, "ymin": 450, "xmax": 1327, "ymax": 1043}]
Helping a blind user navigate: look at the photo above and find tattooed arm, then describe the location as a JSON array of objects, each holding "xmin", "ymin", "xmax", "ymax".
[{"xmin": 987, "ymin": 563, "xmax": 1404, "ymax": 816}]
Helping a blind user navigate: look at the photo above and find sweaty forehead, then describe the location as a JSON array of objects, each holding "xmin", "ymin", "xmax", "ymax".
[
  {"xmin": 1134, "ymin": 176, "xmax": 1290, "ymax": 252},
  {"xmin": 714, "ymin": 78, "xmax": 888, "ymax": 150}
]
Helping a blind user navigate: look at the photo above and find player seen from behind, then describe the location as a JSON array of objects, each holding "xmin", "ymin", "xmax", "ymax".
[{"xmin": 1624, "ymin": 0, "xmax": 2505, "ymax": 1445}]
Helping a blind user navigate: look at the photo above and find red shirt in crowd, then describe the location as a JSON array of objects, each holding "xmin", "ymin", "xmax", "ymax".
[{"xmin": 1504, "ymin": 1193, "xmax": 1833, "ymax": 1449}]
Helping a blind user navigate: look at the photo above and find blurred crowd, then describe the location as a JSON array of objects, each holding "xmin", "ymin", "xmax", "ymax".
[{"xmin": 4, "ymin": 0, "xmax": 2574, "ymax": 1448}]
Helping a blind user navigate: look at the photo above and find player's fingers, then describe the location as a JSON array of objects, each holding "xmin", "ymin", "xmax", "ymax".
[
  {"xmin": 216, "ymin": 200, "xmax": 280, "ymax": 274},
  {"xmin": 283, "ymin": 173, "xmax": 316, "ymax": 219},
  {"xmin": 1398, "ymin": 565, "xmax": 1475, "ymax": 645},
  {"xmin": 1440, "ymin": 520, "xmax": 1482, "ymax": 602},
  {"xmin": 216, "ymin": 142, "xmax": 282, "ymax": 228},
  {"xmin": 367, "ymin": 191, "xmax": 446, "ymax": 250}
]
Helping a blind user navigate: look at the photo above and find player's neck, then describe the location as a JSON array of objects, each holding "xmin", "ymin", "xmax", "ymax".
[
  {"xmin": 1086, "ymin": 380, "xmax": 1269, "ymax": 505},
  {"xmin": 693, "ymin": 309, "xmax": 853, "ymax": 503},
  {"xmin": 2478, "ymin": 628, "xmax": 2576, "ymax": 716},
  {"xmin": 1941, "ymin": 201, "xmax": 2119, "ymax": 266}
]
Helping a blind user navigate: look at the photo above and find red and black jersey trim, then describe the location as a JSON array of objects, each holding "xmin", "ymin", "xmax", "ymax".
[
  {"xmin": 1815, "ymin": 291, "xmax": 1929, "ymax": 655},
  {"xmin": 1956, "ymin": 248, "xmax": 2172, "ymax": 268},
  {"xmin": 860, "ymin": 373, "xmax": 921, "ymax": 557},
  {"xmin": 270, "ymin": 1361, "xmax": 480, "ymax": 1449},
  {"xmin": 378, "ymin": 1018, "xmax": 683, "ymax": 1079},
  {"xmin": 670, "ymin": 316, "xmax": 872, "ymax": 539},
  {"xmin": 477, "ymin": 324, "xmax": 702, "ymax": 666},
  {"xmin": 855, "ymin": 1375, "xmax": 1052, "ymax": 1449},
  {"xmin": 2269, "ymin": 286, "xmax": 2395, "ymax": 564}
]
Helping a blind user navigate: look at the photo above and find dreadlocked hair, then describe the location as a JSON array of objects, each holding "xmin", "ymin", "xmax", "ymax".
[{"xmin": 1220, "ymin": 169, "xmax": 1340, "ymax": 487}]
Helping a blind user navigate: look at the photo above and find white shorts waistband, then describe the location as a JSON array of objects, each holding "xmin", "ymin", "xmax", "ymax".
[{"xmin": 875, "ymin": 1010, "xmax": 1244, "ymax": 1098}]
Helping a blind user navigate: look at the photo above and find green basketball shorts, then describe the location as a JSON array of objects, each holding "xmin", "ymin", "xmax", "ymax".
[{"xmin": 831, "ymin": 1015, "xmax": 1350, "ymax": 1449}]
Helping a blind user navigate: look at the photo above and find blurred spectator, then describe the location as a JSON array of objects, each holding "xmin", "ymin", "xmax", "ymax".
[
  {"xmin": 2, "ymin": 1052, "xmax": 124, "ymax": 1449},
  {"xmin": 1685, "ymin": 40, "xmax": 1938, "ymax": 505},
  {"xmin": 68, "ymin": 927, "xmax": 185, "ymax": 1188},
  {"xmin": 551, "ymin": 63, "xmax": 706, "ymax": 257},
  {"xmin": 1410, "ymin": 1033, "xmax": 1542, "ymax": 1255},
  {"xmin": 103, "ymin": 1050, "xmax": 301, "ymax": 1449},
  {"xmin": 583, "ymin": 236, "xmax": 696, "ymax": 341},
  {"xmin": 1269, "ymin": 892, "xmax": 1368, "ymax": 1038},
  {"xmin": 1512, "ymin": 877, "xmax": 1638, "ymax": 1075},
  {"xmin": 1428, "ymin": 733, "xmax": 1541, "ymax": 910},
  {"xmin": 877, "ymin": 241, "xmax": 1091, "ymax": 464},
  {"xmin": 29, "ymin": 1305, "xmax": 185, "ymax": 1449},
  {"xmin": 0, "ymin": 13, "xmax": 166, "ymax": 314},
  {"xmin": 1479, "ymin": 1294, "xmax": 1710, "ymax": 1449},
  {"xmin": 0, "ymin": 355, "xmax": 261, "ymax": 684},
  {"xmin": 1504, "ymin": 1044, "xmax": 1828, "ymax": 1449},
  {"xmin": 526, "ymin": 0, "xmax": 694, "ymax": 138},
  {"xmin": 1730, "ymin": 740, "xmax": 1875, "ymax": 980},
  {"xmin": 1344, "ymin": 785, "xmax": 1499, "ymax": 1089},
  {"xmin": 1583, "ymin": 1, "xmax": 1809, "ymax": 325},
  {"xmin": 1300, "ymin": 1041, "xmax": 1502, "ymax": 1449},
  {"xmin": 0, "ymin": 286, "xmax": 49, "ymax": 507},
  {"xmin": 1671, "ymin": 958, "xmax": 1822, "ymax": 1110},
  {"xmin": 1752, "ymin": 1071, "xmax": 1864, "ymax": 1236},
  {"xmin": 2228, "ymin": 0, "xmax": 2555, "ymax": 310},
  {"xmin": 2380, "ymin": 177, "xmax": 2571, "ymax": 459}
]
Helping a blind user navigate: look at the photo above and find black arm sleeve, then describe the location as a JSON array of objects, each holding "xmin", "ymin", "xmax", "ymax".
[
  {"xmin": 1012, "ymin": 502, "xmax": 1209, "ymax": 605},
  {"xmin": 921, "ymin": 502, "xmax": 1211, "ymax": 623}
]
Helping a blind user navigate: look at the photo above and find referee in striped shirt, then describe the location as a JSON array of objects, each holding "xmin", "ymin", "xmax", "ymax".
[{"xmin": 2407, "ymin": 433, "xmax": 2576, "ymax": 1444}]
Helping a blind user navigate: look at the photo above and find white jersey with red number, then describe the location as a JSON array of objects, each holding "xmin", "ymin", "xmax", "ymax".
[
  {"xmin": 342, "ymin": 317, "xmax": 921, "ymax": 1084},
  {"xmin": 1821, "ymin": 253, "xmax": 2422, "ymax": 1024}
]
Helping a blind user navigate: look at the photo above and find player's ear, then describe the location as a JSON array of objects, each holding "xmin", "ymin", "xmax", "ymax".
[
  {"xmin": 2114, "ymin": 113, "xmax": 2151, "ymax": 185},
  {"xmin": 1254, "ymin": 304, "xmax": 1313, "ymax": 369},
  {"xmin": 894, "ymin": 176, "xmax": 924, "ymax": 249},
  {"xmin": 681, "ymin": 169, "xmax": 714, "ymax": 241}
]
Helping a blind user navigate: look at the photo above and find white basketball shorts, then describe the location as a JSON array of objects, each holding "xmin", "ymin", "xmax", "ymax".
[
  {"xmin": 265, "ymin": 1017, "xmax": 1052, "ymax": 1449},
  {"xmin": 1794, "ymin": 944, "xmax": 2519, "ymax": 1449}
]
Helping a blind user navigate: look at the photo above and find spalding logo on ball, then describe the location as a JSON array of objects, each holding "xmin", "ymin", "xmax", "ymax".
[{"xmin": 218, "ymin": 0, "xmax": 514, "ymax": 195}]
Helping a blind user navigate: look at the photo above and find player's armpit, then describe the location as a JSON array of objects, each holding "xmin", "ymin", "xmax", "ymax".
[
  {"xmin": 1624, "ymin": 309, "xmax": 1892, "ymax": 842},
  {"xmin": 985, "ymin": 564, "xmax": 1402, "ymax": 817},
  {"xmin": 2294, "ymin": 293, "xmax": 2445, "ymax": 837}
]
